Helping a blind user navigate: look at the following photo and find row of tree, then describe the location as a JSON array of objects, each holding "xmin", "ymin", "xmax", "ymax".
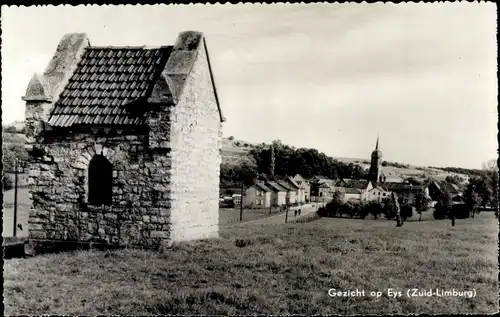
[
  {"xmin": 220, "ymin": 140, "xmax": 368, "ymax": 186},
  {"xmin": 317, "ymin": 190, "xmax": 432, "ymax": 221}
]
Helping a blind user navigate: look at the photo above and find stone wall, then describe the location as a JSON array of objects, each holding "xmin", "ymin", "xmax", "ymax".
[
  {"xmin": 27, "ymin": 127, "xmax": 173, "ymax": 249},
  {"xmin": 168, "ymin": 38, "xmax": 221, "ymax": 242}
]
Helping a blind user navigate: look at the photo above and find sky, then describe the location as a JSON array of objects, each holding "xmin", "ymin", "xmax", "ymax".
[{"xmin": 1, "ymin": 3, "xmax": 497, "ymax": 169}]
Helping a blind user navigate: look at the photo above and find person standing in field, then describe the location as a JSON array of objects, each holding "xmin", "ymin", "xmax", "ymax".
[{"xmin": 294, "ymin": 209, "xmax": 297, "ymax": 217}]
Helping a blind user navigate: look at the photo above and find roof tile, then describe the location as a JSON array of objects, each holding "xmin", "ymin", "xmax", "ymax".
[{"xmin": 49, "ymin": 45, "xmax": 173, "ymax": 127}]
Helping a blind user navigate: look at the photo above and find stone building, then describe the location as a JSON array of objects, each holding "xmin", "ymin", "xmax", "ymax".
[{"xmin": 23, "ymin": 31, "xmax": 225, "ymax": 250}]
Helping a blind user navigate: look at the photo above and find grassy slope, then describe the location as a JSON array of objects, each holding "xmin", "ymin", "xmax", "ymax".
[
  {"xmin": 4, "ymin": 213, "xmax": 498, "ymax": 315},
  {"xmin": 220, "ymin": 137, "xmax": 469, "ymax": 181}
]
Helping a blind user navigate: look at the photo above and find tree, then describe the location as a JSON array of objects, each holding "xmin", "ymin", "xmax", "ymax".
[
  {"xmin": 269, "ymin": 142, "xmax": 276, "ymax": 180},
  {"xmin": 414, "ymin": 191, "xmax": 432, "ymax": 221},
  {"xmin": 366, "ymin": 200, "xmax": 383, "ymax": 220},
  {"xmin": 3, "ymin": 145, "xmax": 28, "ymax": 173},
  {"xmin": 400, "ymin": 205, "xmax": 414, "ymax": 221},
  {"xmin": 228, "ymin": 136, "xmax": 234, "ymax": 141},
  {"xmin": 331, "ymin": 191, "xmax": 345, "ymax": 209},
  {"xmin": 434, "ymin": 189, "xmax": 452, "ymax": 222},
  {"xmin": 3, "ymin": 125, "xmax": 17, "ymax": 133},
  {"xmin": 482, "ymin": 159, "xmax": 498, "ymax": 172},
  {"xmin": 445, "ymin": 175, "xmax": 463, "ymax": 185},
  {"xmin": 345, "ymin": 201, "xmax": 357, "ymax": 218},
  {"xmin": 464, "ymin": 183, "xmax": 481, "ymax": 218},
  {"xmin": 381, "ymin": 196, "xmax": 395, "ymax": 219},
  {"xmin": 392, "ymin": 192, "xmax": 404, "ymax": 227},
  {"xmin": 2, "ymin": 174, "xmax": 13, "ymax": 191}
]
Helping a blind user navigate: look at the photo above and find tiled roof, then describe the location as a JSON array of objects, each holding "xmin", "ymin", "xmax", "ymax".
[
  {"xmin": 266, "ymin": 182, "xmax": 286, "ymax": 192},
  {"xmin": 277, "ymin": 181, "xmax": 292, "ymax": 191},
  {"xmin": 285, "ymin": 177, "xmax": 300, "ymax": 189},
  {"xmin": 381, "ymin": 183, "xmax": 426, "ymax": 192},
  {"xmin": 318, "ymin": 182, "xmax": 330, "ymax": 188},
  {"xmin": 254, "ymin": 183, "xmax": 271, "ymax": 192},
  {"xmin": 48, "ymin": 46, "xmax": 173, "ymax": 127},
  {"xmin": 438, "ymin": 181, "xmax": 459, "ymax": 194},
  {"xmin": 344, "ymin": 188, "xmax": 361, "ymax": 194}
]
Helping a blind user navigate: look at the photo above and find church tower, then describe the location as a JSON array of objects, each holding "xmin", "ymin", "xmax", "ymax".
[{"xmin": 368, "ymin": 136, "xmax": 382, "ymax": 184}]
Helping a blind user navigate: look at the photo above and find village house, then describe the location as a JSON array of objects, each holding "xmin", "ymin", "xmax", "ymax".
[
  {"xmin": 343, "ymin": 187, "xmax": 364, "ymax": 202},
  {"xmin": 310, "ymin": 181, "xmax": 332, "ymax": 202},
  {"xmin": 365, "ymin": 186, "xmax": 389, "ymax": 202},
  {"xmin": 284, "ymin": 177, "xmax": 302, "ymax": 204},
  {"xmin": 242, "ymin": 182, "xmax": 271, "ymax": 208},
  {"xmin": 277, "ymin": 180, "xmax": 297, "ymax": 204},
  {"xmin": 428, "ymin": 180, "xmax": 461, "ymax": 201},
  {"xmin": 340, "ymin": 179, "xmax": 373, "ymax": 195},
  {"xmin": 265, "ymin": 181, "xmax": 287, "ymax": 206},
  {"xmin": 232, "ymin": 194, "xmax": 242, "ymax": 206},
  {"xmin": 23, "ymin": 31, "xmax": 224, "ymax": 250},
  {"xmin": 293, "ymin": 174, "xmax": 310, "ymax": 202},
  {"xmin": 379, "ymin": 183, "xmax": 429, "ymax": 205}
]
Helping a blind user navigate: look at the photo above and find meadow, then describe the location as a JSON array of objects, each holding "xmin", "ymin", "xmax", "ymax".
[{"xmin": 3, "ymin": 212, "xmax": 498, "ymax": 315}]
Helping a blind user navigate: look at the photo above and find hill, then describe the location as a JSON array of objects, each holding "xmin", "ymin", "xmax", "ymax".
[
  {"xmin": 219, "ymin": 136, "xmax": 472, "ymax": 183},
  {"xmin": 0, "ymin": 121, "xmax": 476, "ymax": 183}
]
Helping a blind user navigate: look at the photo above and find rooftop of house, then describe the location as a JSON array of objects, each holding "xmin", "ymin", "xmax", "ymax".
[
  {"xmin": 285, "ymin": 177, "xmax": 301, "ymax": 189},
  {"xmin": 266, "ymin": 181, "xmax": 287, "ymax": 192},
  {"xmin": 344, "ymin": 188, "xmax": 362, "ymax": 194},
  {"xmin": 254, "ymin": 183, "xmax": 271, "ymax": 192},
  {"xmin": 380, "ymin": 182, "xmax": 426, "ymax": 192},
  {"xmin": 343, "ymin": 179, "xmax": 371, "ymax": 190},
  {"xmin": 318, "ymin": 182, "xmax": 331, "ymax": 189},
  {"xmin": 49, "ymin": 46, "xmax": 173, "ymax": 126},
  {"xmin": 433, "ymin": 180, "xmax": 460, "ymax": 194},
  {"xmin": 370, "ymin": 186, "xmax": 387, "ymax": 192},
  {"xmin": 276, "ymin": 180, "xmax": 292, "ymax": 191},
  {"xmin": 23, "ymin": 31, "xmax": 224, "ymax": 128}
]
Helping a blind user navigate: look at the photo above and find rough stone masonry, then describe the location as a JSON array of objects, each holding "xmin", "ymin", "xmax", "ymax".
[{"xmin": 22, "ymin": 31, "xmax": 225, "ymax": 250}]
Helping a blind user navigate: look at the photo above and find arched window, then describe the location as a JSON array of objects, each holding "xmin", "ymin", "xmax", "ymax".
[{"xmin": 88, "ymin": 155, "xmax": 113, "ymax": 206}]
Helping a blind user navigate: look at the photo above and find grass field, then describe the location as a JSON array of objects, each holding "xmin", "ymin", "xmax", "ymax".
[
  {"xmin": 3, "ymin": 212, "xmax": 498, "ymax": 315},
  {"xmin": 1, "ymin": 188, "xmax": 285, "ymax": 235}
]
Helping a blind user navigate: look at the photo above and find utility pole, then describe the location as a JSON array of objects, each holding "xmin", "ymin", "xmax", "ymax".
[
  {"xmin": 239, "ymin": 181, "xmax": 244, "ymax": 222},
  {"xmin": 13, "ymin": 158, "xmax": 19, "ymax": 237},
  {"xmin": 285, "ymin": 196, "xmax": 289, "ymax": 223}
]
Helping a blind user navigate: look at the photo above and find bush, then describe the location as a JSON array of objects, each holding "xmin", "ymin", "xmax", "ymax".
[
  {"xmin": 358, "ymin": 207, "xmax": 370, "ymax": 219},
  {"xmin": 381, "ymin": 197, "xmax": 396, "ymax": 219},
  {"xmin": 400, "ymin": 205, "xmax": 414, "ymax": 220},
  {"xmin": 317, "ymin": 206, "xmax": 328, "ymax": 217},
  {"xmin": 433, "ymin": 205, "xmax": 447, "ymax": 220},
  {"xmin": 452, "ymin": 203, "xmax": 470, "ymax": 219},
  {"xmin": 3, "ymin": 174, "xmax": 13, "ymax": 191},
  {"xmin": 365, "ymin": 201, "xmax": 383, "ymax": 219}
]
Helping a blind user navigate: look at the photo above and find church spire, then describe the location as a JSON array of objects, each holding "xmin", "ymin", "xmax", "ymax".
[{"xmin": 375, "ymin": 134, "xmax": 379, "ymax": 151}]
